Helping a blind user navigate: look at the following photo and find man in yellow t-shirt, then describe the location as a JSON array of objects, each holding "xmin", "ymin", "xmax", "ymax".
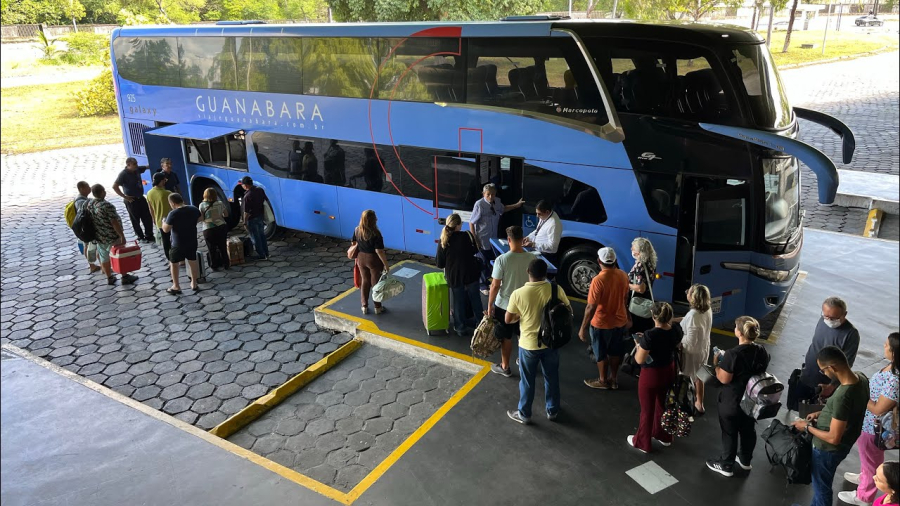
[
  {"xmin": 504, "ymin": 258, "xmax": 570, "ymax": 424},
  {"xmin": 146, "ymin": 172, "xmax": 172, "ymax": 261}
]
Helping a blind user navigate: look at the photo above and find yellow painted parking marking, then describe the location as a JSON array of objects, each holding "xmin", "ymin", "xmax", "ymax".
[
  {"xmin": 864, "ymin": 208, "xmax": 883, "ymax": 238},
  {"xmin": 209, "ymin": 338, "xmax": 363, "ymax": 439},
  {"xmin": 711, "ymin": 328, "xmax": 733, "ymax": 337},
  {"xmin": 345, "ymin": 365, "xmax": 490, "ymax": 502}
]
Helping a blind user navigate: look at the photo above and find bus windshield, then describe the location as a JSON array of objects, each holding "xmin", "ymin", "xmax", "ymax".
[{"xmin": 728, "ymin": 44, "xmax": 792, "ymax": 129}]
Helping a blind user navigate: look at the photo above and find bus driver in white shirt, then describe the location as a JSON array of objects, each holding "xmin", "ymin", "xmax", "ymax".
[{"xmin": 523, "ymin": 200, "xmax": 562, "ymax": 267}]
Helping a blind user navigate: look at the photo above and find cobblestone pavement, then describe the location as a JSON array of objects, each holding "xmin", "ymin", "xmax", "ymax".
[
  {"xmin": 228, "ymin": 344, "xmax": 471, "ymax": 492},
  {"xmin": 0, "ymin": 146, "xmax": 427, "ymax": 430},
  {"xmin": 0, "ymin": 51, "xmax": 895, "ymax": 428},
  {"xmin": 780, "ymin": 51, "xmax": 899, "ymax": 236}
]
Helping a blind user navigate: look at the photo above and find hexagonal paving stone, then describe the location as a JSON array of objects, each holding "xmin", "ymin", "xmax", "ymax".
[
  {"xmin": 192, "ymin": 397, "xmax": 222, "ymax": 415},
  {"xmin": 274, "ymin": 418, "xmax": 306, "ymax": 437},
  {"xmin": 242, "ymin": 384, "xmax": 268, "ymax": 400},
  {"xmin": 396, "ymin": 390, "xmax": 425, "ymax": 407},
  {"xmin": 306, "ymin": 418, "xmax": 336, "ymax": 437},
  {"xmin": 163, "ymin": 397, "xmax": 193, "ymax": 414},
  {"xmin": 362, "ymin": 417, "xmax": 393, "ymax": 437},
  {"xmin": 161, "ymin": 383, "xmax": 189, "ymax": 401},
  {"xmin": 251, "ymin": 434, "xmax": 286, "ymax": 455},
  {"xmin": 380, "ymin": 403, "xmax": 410, "ymax": 421},
  {"xmin": 186, "ymin": 383, "xmax": 215, "ymax": 400},
  {"xmin": 213, "ymin": 383, "xmax": 243, "ymax": 400}
]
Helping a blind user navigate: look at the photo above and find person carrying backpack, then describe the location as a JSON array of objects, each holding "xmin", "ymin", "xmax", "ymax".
[
  {"xmin": 706, "ymin": 316, "xmax": 770, "ymax": 477},
  {"xmin": 503, "ymin": 259, "xmax": 570, "ymax": 424},
  {"xmin": 68, "ymin": 181, "xmax": 100, "ymax": 274}
]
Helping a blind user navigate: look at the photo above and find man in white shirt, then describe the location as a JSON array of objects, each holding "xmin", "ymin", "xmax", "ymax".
[{"xmin": 523, "ymin": 200, "xmax": 562, "ymax": 267}]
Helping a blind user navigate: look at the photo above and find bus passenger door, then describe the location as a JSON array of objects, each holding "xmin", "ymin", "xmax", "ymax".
[
  {"xmin": 692, "ymin": 183, "xmax": 751, "ymax": 323},
  {"xmin": 433, "ymin": 154, "xmax": 479, "ymax": 233}
]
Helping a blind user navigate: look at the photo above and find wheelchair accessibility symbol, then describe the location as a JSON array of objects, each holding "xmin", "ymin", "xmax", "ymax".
[{"xmin": 524, "ymin": 215, "xmax": 536, "ymax": 229}]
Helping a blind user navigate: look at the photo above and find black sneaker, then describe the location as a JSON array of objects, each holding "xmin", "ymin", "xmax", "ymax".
[
  {"xmin": 121, "ymin": 274, "xmax": 138, "ymax": 285},
  {"xmin": 107, "ymin": 276, "xmax": 117, "ymax": 286},
  {"xmin": 706, "ymin": 459, "xmax": 734, "ymax": 477}
]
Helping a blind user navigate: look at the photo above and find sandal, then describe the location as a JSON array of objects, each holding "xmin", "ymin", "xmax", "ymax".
[
  {"xmin": 89, "ymin": 265, "xmax": 101, "ymax": 274},
  {"xmin": 191, "ymin": 286, "xmax": 202, "ymax": 292},
  {"xmin": 166, "ymin": 288, "xmax": 182, "ymax": 295}
]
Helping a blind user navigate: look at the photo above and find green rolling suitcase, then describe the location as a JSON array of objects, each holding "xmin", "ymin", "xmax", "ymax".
[{"xmin": 422, "ymin": 272, "xmax": 450, "ymax": 335}]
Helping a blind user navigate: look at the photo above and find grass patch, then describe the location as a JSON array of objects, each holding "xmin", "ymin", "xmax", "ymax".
[
  {"xmin": 1, "ymin": 80, "xmax": 122, "ymax": 155},
  {"xmin": 765, "ymin": 29, "xmax": 899, "ymax": 67}
]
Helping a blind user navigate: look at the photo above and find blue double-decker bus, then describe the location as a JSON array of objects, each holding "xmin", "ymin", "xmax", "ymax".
[{"xmin": 109, "ymin": 18, "xmax": 854, "ymax": 324}]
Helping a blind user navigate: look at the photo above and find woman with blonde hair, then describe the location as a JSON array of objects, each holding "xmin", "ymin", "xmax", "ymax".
[
  {"xmin": 351, "ymin": 210, "xmax": 390, "ymax": 315},
  {"xmin": 628, "ymin": 302, "xmax": 683, "ymax": 454},
  {"xmin": 706, "ymin": 316, "xmax": 770, "ymax": 477},
  {"xmin": 199, "ymin": 187, "xmax": 230, "ymax": 270},
  {"xmin": 628, "ymin": 237, "xmax": 659, "ymax": 333},
  {"xmin": 675, "ymin": 284, "xmax": 713, "ymax": 415},
  {"xmin": 436, "ymin": 213, "xmax": 483, "ymax": 336}
]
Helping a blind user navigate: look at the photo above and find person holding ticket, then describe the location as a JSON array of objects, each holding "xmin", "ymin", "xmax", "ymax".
[{"xmin": 523, "ymin": 200, "xmax": 562, "ymax": 267}]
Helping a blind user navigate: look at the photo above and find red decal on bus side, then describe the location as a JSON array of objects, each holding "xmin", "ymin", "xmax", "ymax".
[{"xmin": 411, "ymin": 27, "xmax": 462, "ymax": 38}]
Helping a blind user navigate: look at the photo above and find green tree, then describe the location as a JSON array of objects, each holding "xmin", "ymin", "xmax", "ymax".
[
  {"xmin": 222, "ymin": 0, "xmax": 282, "ymax": 20},
  {"xmin": 327, "ymin": 0, "xmax": 546, "ymax": 21}
]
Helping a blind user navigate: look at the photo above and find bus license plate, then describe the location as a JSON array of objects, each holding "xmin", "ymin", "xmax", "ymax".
[{"xmin": 710, "ymin": 296, "xmax": 723, "ymax": 314}]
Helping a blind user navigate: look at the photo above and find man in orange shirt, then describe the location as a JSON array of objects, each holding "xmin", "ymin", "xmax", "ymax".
[{"xmin": 578, "ymin": 247, "xmax": 630, "ymax": 390}]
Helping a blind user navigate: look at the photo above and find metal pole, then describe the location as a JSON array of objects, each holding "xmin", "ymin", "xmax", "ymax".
[
  {"xmin": 568, "ymin": 0, "xmax": 573, "ymax": 17},
  {"xmin": 766, "ymin": 4, "xmax": 775, "ymax": 46},
  {"xmin": 822, "ymin": 3, "xmax": 831, "ymax": 55},
  {"xmin": 837, "ymin": 3, "xmax": 842, "ymax": 31},
  {"xmin": 611, "ymin": 0, "xmax": 619, "ymax": 18}
]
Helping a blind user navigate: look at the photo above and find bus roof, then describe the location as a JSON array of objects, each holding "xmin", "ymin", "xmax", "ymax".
[{"xmin": 114, "ymin": 19, "xmax": 764, "ymax": 45}]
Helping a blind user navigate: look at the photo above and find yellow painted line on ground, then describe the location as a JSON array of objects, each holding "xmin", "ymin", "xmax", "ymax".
[
  {"xmin": 1, "ymin": 343, "xmax": 352, "ymax": 504},
  {"xmin": 569, "ymin": 296, "xmax": 588, "ymax": 305},
  {"xmin": 711, "ymin": 328, "xmax": 734, "ymax": 337},
  {"xmin": 345, "ymin": 364, "xmax": 491, "ymax": 503},
  {"xmin": 209, "ymin": 338, "xmax": 363, "ymax": 439}
]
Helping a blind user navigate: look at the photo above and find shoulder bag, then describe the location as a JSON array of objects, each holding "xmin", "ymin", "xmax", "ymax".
[{"xmin": 628, "ymin": 264, "xmax": 655, "ymax": 319}]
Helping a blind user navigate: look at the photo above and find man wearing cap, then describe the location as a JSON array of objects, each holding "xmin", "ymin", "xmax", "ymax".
[
  {"xmin": 240, "ymin": 176, "xmax": 269, "ymax": 260},
  {"xmin": 579, "ymin": 247, "xmax": 630, "ymax": 390}
]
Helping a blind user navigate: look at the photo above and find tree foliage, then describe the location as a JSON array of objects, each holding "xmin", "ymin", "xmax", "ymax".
[{"xmin": 327, "ymin": 0, "xmax": 546, "ymax": 22}]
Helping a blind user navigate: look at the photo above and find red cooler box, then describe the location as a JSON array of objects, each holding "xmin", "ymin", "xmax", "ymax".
[{"xmin": 110, "ymin": 241, "xmax": 142, "ymax": 274}]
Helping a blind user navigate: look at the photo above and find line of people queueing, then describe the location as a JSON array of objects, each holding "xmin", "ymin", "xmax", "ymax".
[
  {"xmin": 348, "ymin": 201, "xmax": 899, "ymax": 506},
  {"xmin": 71, "ymin": 158, "xmax": 273, "ymax": 293}
]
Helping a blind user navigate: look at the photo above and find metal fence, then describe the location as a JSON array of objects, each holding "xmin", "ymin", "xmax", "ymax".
[{"xmin": 1, "ymin": 24, "xmax": 118, "ymax": 41}]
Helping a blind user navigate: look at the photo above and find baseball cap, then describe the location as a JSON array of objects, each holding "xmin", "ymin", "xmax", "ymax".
[
  {"xmin": 241, "ymin": 176, "xmax": 253, "ymax": 185},
  {"xmin": 598, "ymin": 247, "xmax": 616, "ymax": 264},
  {"xmin": 152, "ymin": 172, "xmax": 168, "ymax": 186}
]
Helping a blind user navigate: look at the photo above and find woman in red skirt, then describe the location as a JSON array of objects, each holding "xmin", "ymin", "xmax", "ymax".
[{"xmin": 628, "ymin": 302, "xmax": 683, "ymax": 453}]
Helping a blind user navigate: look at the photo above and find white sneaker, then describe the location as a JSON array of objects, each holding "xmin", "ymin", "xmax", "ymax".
[
  {"xmin": 837, "ymin": 490, "xmax": 869, "ymax": 506},
  {"xmin": 627, "ymin": 435, "xmax": 648, "ymax": 454},
  {"xmin": 844, "ymin": 472, "xmax": 860, "ymax": 485},
  {"xmin": 736, "ymin": 456, "xmax": 752, "ymax": 471},
  {"xmin": 653, "ymin": 437, "xmax": 672, "ymax": 447}
]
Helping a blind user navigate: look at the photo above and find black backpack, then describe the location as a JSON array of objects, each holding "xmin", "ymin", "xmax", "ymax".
[
  {"xmin": 72, "ymin": 201, "xmax": 98, "ymax": 243},
  {"xmin": 538, "ymin": 280, "xmax": 573, "ymax": 349},
  {"xmin": 761, "ymin": 419, "xmax": 813, "ymax": 485}
]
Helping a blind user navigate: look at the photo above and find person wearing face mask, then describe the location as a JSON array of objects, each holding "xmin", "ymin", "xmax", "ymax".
[{"xmin": 798, "ymin": 297, "xmax": 860, "ymax": 402}]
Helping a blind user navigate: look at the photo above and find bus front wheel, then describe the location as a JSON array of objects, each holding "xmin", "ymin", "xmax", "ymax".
[{"xmin": 559, "ymin": 246, "xmax": 600, "ymax": 299}]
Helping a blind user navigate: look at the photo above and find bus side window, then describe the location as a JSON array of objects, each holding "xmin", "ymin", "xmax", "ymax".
[
  {"xmin": 522, "ymin": 163, "xmax": 606, "ymax": 224},
  {"xmin": 209, "ymin": 137, "xmax": 228, "ymax": 167}
]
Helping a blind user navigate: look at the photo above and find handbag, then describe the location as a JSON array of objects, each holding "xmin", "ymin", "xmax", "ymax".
[
  {"xmin": 621, "ymin": 345, "xmax": 641, "ymax": 378},
  {"xmin": 470, "ymin": 315, "xmax": 500, "ymax": 357},
  {"xmin": 347, "ymin": 243, "xmax": 358, "ymax": 260},
  {"xmin": 875, "ymin": 404, "xmax": 898, "ymax": 451},
  {"xmin": 372, "ymin": 273, "xmax": 405, "ymax": 303},
  {"xmin": 628, "ymin": 264, "xmax": 655, "ymax": 319},
  {"xmin": 353, "ymin": 261, "xmax": 361, "ymax": 289}
]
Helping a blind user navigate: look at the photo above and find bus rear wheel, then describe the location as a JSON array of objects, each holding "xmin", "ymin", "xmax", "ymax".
[
  {"xmin": 559, "ymin": 246, "xmax": 600, "ymax": 299},
  {"xmin": 262, "ymin": 200, "xmax": 279, "ymax": 240}
]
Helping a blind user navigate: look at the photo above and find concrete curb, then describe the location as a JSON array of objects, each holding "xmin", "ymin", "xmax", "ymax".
[{"xmin": 208, "ymin": 338, "xmax": 363, "ymax": 439}]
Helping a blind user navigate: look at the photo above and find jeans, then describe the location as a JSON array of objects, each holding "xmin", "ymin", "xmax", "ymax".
[
  {"xmin": 810, "ymin": 447, "xmax": 849, "ymax": 506},
  {"xmin": 246, "ymin": 216, "xmax": 268, "ymax": 258},
  {"xmin": 517, "ymin": 347, "xmax": 560, "ymax": 420},
  {"xmin": 479, "ymin": 248, "xmax": 495, "ymax": 289},
  {"xmin": 450, "ymin": 282, "xmax": 482, "ymax": 333}
]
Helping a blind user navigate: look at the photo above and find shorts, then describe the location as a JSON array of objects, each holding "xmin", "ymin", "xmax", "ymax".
[
  {"xmin": 492, "ymin": 305, "xmax": 520, "ymax": 341},
  {"xmin": 95, "ymin": 242, "xmax": 112, "ymax": 264},
  {"xmin": 590, "ymin": 326, "xmax": 626, "ymax": 362},
  {"xmin": 169, "ymin": 245, "xmax": 197, "ymax": 263}
]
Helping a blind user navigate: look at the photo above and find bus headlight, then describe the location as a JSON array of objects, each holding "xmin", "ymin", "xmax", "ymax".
[{"xmin": 721, "ymin": 262, "xmax": 796, "ymax": 283}]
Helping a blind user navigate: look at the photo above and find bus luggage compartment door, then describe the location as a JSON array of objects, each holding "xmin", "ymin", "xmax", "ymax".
[
  {"xmin": 692, "ymin": 186, "xmax": 751, "ymax": 323},
  {"xmin": 279, "ymin": 179, "xmax": 342, "ymax": 238},
  {"xmin": 143, "ymin": 132, "xmax": 189, "ymax": 202}
]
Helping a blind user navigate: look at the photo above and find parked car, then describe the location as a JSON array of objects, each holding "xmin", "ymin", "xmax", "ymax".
[
  {"xmin": 855, "ymin": 15, "xmax": 884, "ymax": 27},
  {"xmin": 772, "ymin": 21, "xmax": 790, "ymax": 31}
]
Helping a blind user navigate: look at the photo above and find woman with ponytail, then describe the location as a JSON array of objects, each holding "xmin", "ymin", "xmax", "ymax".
[
  {"xmin": 628, "ymin": 302, "xmax": 683, "ymax": 454},
  {"xmin": 706, "ymin": 316, "xmax": 771, "ymax": 477},
  {"xmin": 436, "ymin": 213, "xmax": 483, "ymax": 336}
]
